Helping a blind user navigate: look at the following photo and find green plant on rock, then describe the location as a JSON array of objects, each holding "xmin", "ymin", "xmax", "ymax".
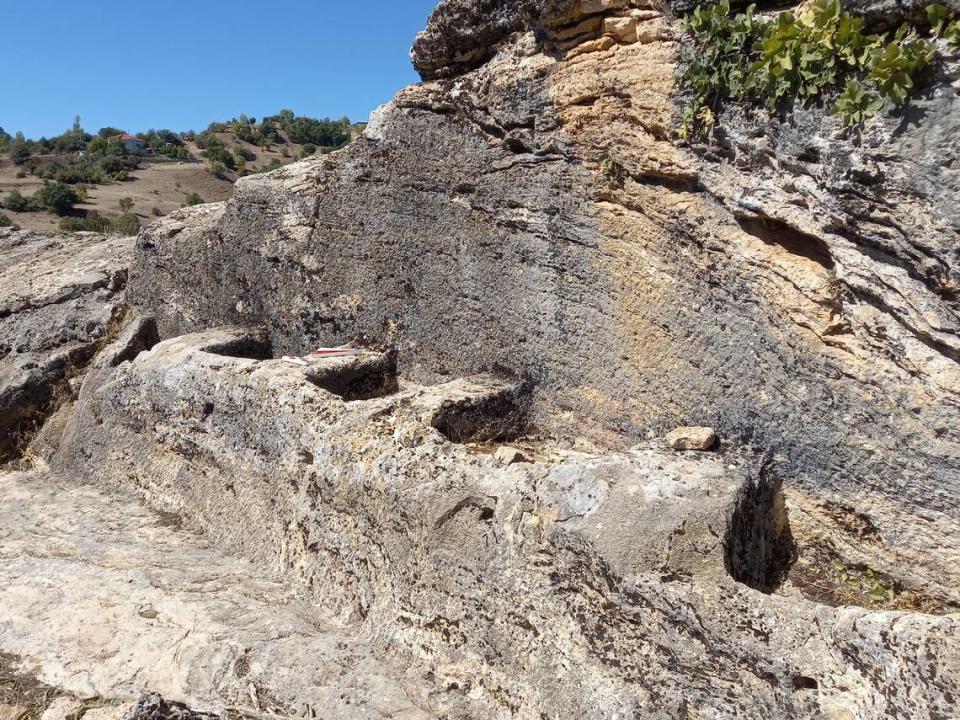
[
  {"xmin": 928, "ymin": 3, "xmax": 960, "ymax": 48},
  {"xmin": 868, "ymin": 25, "xmax": 937, "ymax": 104},
  {"xmin": 830, "ymin": 561, "xmax": 895, "ymax": 604},
  {"xmin": 831, "ymin": 80, "xmax": 884, "ymax": 126},
  {"xmin": 679, "ymin": 0, "xmax": 942, "ymax": 139}
]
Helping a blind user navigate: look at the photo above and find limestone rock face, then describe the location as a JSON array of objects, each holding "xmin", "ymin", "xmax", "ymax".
[
  {"xmin": 55, "ymin": 326, "xmax": 960, "ymax": 718},
  {"xmin": 126, "ymin": 0, "xmax": 960, "ymax": 607},
  {"xmin": 0, "ymin": 229, "xmax": 131, "ymax": 461},
  {"xmin": 42, "ymin": 0, "xmax": 960, "ymax": 716}
]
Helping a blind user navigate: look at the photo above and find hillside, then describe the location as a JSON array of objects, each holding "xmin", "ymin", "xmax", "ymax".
[{"xmin": 0, "ymin": 113, "xmax": 364, "ymax": 233}]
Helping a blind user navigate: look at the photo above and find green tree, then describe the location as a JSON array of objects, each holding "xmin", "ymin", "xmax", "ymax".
[{"xmin": 34, "ymin": 182, "xmax": 79, "ymax": 216}]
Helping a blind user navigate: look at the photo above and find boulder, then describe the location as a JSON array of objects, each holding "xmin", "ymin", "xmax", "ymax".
[{"xmin": 53, "ymin": 325, "xmax": 960, "ymax": 717}]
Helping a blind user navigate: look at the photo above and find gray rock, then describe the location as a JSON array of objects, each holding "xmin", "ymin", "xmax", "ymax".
[
  {"xmin": 123, "ymin": 0, "xmax": 960, "ymax": 609},
  {"xmin": 54, "ymin": 326, "xmax": 960, "ymax": 718},
  {"xmin": 121, "ymin": 695, "xmax": 215, "ymax": 720},
  {"xmin": 0, "ymin": 229, "xmax": 132, "ymax": 461},
  {"xmin": 34, "ymin": 0, "xmax": 960, "ymax": 716},
  {"xmin": 411, "ymin": 0, "xmax": 524, "ymax": 80},
  {"xmin": 0, "ymin": 468, "xmax": 429, "ymax": 718},
  {"xmin": 494, "ymin": 445, "xmax": 529, "ymax": 464}
]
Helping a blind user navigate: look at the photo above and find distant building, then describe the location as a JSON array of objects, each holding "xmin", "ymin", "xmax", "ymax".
[{"xmin": 113, "ymin": 132, "xmax": 147, "ymax": 154}]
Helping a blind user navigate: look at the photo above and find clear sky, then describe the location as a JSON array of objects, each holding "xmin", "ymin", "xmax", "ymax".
[{"xmin": 1, "ymin": 0, "xmax": 439, "ymax": 139}]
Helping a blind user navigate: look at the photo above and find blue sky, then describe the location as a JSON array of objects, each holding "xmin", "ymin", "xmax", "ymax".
[{"xmin": 1, "ymin": 0, "xmax": 439, "ymax": 139}]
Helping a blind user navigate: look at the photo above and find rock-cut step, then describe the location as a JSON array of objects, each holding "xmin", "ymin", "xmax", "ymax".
[{"xmin": 0, "ymin": 469, "xmax": 432, "ymax": 720}]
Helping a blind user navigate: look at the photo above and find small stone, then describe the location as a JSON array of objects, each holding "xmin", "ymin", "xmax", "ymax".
[
  {"xmin": 567, "ymin": 36, "xmax": 616, "ymax": 58},
  {"xmin": 40, "ymin": 698, "xmax": 83, "ymax": 720},
  {"xmin": 137, "ymin": 603, "xmax": 159, "ymax": 619},
  {"xmin": 0, "ymin": 706, "xmax": 28, "ymax": 720},
  {"xmin": 665, "ymin": 426, "xmax": 717, "ymax": 451},
  {"xmin": 603, "ymin": 16, "xmax": 638, "ymax": 43},
  {"xmin": 494, "ymin": 446, "xmax": 529, "ymax": 465}
]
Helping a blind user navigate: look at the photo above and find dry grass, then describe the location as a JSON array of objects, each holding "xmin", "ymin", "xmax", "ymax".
[
  {"xmin": 0, "ymin": 652, "xmax": 61, "ymax": 719},
  {"xmin": 785, "ymin": 547, "xmax": 951, "ymax": 614}
]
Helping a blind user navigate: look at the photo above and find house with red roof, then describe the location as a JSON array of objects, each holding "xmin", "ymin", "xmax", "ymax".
[{"xmin": 112, "ymin": 132, "xmax": 147, "ymax": 154}]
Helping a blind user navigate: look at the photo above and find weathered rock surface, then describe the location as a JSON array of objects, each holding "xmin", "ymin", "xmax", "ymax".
[
  {"xmin": 0, "ymin": 468, "xmax": 429, "ymax": 719},
  {"xmin": 52, "ymin": 325, "xmax": 960, "ymax": 718},
  {"xmin": 0, "ymin": 229, "xmax": 131, "ymax": 461},
  {"xmin": 15, "ymin": 0, "xmax": 957, "ymax": 716}
]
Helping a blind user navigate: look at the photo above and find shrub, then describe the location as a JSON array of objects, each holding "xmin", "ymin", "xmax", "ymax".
[
  {"xmin": 256, "ymin": 159, "xmax": 283, "ymax": 174},
  {"xmin": 209, "ymin": 161, "xmax": 229, "ymax": 179},
  {"xmin": 3, "ymin": 189, "xmax": 29, "ymax": 212},
  {"xmin": 112, "ymin": 212, "xmax": 141, "ymax": 235},
  {"xmin": 301, "ymin": 143, "xmax": 317, "ymax": 156},
  {"xmin": 928, "ymin": 3, "xmax": 960, "ymax": 48},
  {"xmin": 33, "ymin": 182, "xmax": 79, "ymax": 215},
  {"xmin": 234, "ymin": 146, "xmax": 256, "ymax": 162},
  {"xmin": 183, "ymin": 192, "xmax": 204, "ymax": 206},
  {"xmin": 59, "ymin": 211, "xmax": 111, "ymax": 233},
  {"xmin": 203, "ymin": 142, "xmax": 236, "ymax": 170},
  {"xmin": 679, "ymin": 0, "xmax": 941, "ymax": 138},
  {"xmin": 118, "ymin": 197, "xmax": 134, "ymax": 212},
  {"xmin": 152, "ymin": 206, "xmax": 163, "ymax": 217},
  {"xmin": 0, "ymin": 212, "xmax": 15, "ymax": 228},
  {"xmin": 10, "ymin": 145, "xmax": 31, "ymax": 164},
  {"xmin": 286, "ymin": 117, "xmax": 349, "ymax": 147}
]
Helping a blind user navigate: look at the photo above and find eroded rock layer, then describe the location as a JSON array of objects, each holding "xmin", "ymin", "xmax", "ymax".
[{"xmin": 127, "ymin": 0, "xmax": 960, "ymax": 604}]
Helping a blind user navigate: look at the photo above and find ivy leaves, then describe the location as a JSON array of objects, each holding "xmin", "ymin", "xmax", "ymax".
[{"xmin": 679, "ymin": 0, "xmax": 945, "ymax": 139}]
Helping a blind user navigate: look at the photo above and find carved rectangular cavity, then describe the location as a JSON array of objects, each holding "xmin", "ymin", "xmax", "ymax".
[
  {"xmin": 201, "ymin": 334, "xmax": 274, "ymax": 360},
  {"xmin": 303, "ymin": 350, "xmax": 398, "ymax": 402},
  {"xmin": 430, "ymin": 376, "xmax": 531, "ymax": 444}
]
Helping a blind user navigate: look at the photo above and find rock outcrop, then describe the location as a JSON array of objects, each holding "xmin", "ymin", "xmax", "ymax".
[
  {"xmin": 54, "ymin": 326, "xmax": 960, "ymax": 718},
  {"xmin": 0, "ymin": 229, "xmax": 131, "ymax": 461},
  {"xmin": 8, "ymin": 0, "xmax": 956, "ymax": 717},
  {"xmin": 126, "ymin": 0, "xmax": 960, "ymax": 606}
]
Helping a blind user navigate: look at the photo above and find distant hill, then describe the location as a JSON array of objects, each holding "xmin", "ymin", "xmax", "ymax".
[{"xmin": 0, "ymin": 112, "xmax": 366, "ymax": 234}]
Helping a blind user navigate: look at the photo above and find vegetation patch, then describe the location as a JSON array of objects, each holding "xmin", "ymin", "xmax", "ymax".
[{"xmin": 678, "ymin": 0, "xmax": 959, "ymax": 139}]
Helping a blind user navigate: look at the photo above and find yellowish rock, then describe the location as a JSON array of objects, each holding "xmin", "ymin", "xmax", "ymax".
[
  {"xmin": 0, "ymin": 706, "xmax": 27, "ymax": 720},
  {"xmin": 665, "ymin": 426, "xmax": 718, "ymax": 451},
  {"xmin": 603, "ymin": 16, "xmax": 638, "ymax": 43}
]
